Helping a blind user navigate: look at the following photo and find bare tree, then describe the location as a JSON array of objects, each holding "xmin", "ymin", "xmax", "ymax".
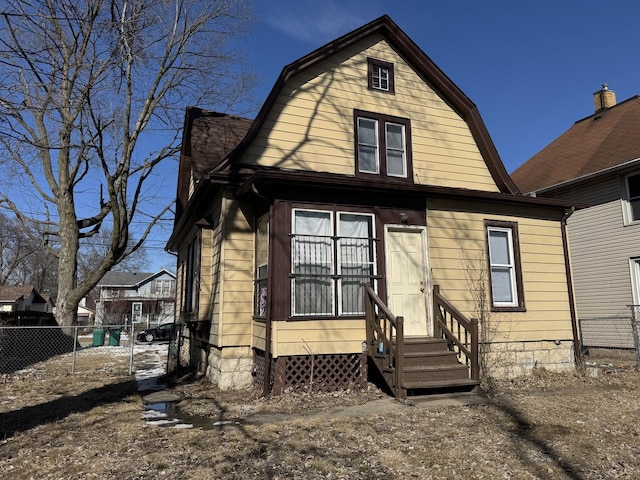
[
  {"xmin": 0, "ymin": 0, "xmax": 254, "ymax": 325},
  {"xmin": 77, "ymin": 227, "xmax": 150, "ymax": 284},
  {"xmin": 0, "ymin": 212, "xmax": 58, "ymax": 291}
]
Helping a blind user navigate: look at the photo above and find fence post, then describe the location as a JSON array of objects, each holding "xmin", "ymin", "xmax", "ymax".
[
  {"xmin": 128, "ymin": 323, "xmax": 135, "ymax": 375},
  {"xmin": 71, "ymin": 326, "xmax": 78, "ymax": 374},
  {"xmin": 631, "ymin": 306, "xmax": 640, "ymax": 367}
]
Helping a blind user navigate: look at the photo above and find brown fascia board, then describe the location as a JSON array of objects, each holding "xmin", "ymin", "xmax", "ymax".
[
  {"xmin": 234, "ymin": 169, "xmax": 584, "ymax": 212},
  {"xmin": 211, "ymin": 15, "xmax": 519, "ymax": 195},
  {"xmin": 166, "ymin": 177, "xmax": 226, "ymax": 252}
]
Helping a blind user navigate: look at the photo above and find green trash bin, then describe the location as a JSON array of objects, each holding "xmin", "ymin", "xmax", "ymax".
[
  {"xmin": 108, "ymin": 329, "xmax": 121, "ymax": 346},
  {"xmin": 92, "ymin": 328, "xmax": 105, "ymax": 347}
]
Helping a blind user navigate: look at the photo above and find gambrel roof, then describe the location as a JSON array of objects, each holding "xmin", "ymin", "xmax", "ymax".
[
  {"xmin": 212, "ymin": 15, "xmax": 519, "ymax": 195},
  {"xmin": 512, "ymin": 95, "xmax": 640, "ymax": 194}
]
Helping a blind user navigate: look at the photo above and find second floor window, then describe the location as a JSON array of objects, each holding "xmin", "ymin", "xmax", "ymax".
[
  {"xmin": 625, "ymin": 173, "xmax": 640, "ymax": 223},
  {"xmin": 355, "ymin": 110, "xmax": 412, "ymax": 181}
]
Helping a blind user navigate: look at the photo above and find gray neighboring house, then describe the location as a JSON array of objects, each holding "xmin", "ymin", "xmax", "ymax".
[
  {"xmin": 95, "ymin": 269, "xmax": 176, "ymax": 328},
  {"xmin": 512, "ymin": 86, "xmax": 640, "ymax": 347}
]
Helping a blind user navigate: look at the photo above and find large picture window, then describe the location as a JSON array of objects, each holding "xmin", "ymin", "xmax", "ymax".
[
  {"xmin": 355, "ymin": 110, "xmax": 411, "ymax": 181},
  {"xmin": 486, "ymin": 221, "xmax": 525, "ymax": 311},
  {"xmin": 291, "ymin": 209, "xmax": 376, "ymax": 317}
]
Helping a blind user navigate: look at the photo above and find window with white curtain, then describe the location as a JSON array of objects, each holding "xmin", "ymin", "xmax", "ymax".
[{"xmin": 292, "ymin": 209, "xmax": 376, "ymax": 317}]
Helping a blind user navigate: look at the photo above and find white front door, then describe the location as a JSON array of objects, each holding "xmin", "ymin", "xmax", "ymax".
[{"xmin": 386, "ymin": 228, "xmax": 429, "ymax": 336}]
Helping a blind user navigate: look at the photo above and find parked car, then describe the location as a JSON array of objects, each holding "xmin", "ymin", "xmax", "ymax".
[{"xmin": 136, "ymin": 323, "xmax": 175, "ymax": 342}]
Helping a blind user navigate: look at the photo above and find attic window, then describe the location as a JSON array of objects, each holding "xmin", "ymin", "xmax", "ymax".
[{"xmin": 368, "ymin": 58, "xmax": 394, "ymax": 94}]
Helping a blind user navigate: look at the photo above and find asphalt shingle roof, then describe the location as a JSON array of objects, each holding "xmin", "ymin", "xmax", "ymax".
[
  {"xmin": 0, "ymin": 285, "xmax": 36, "ymax": 302},
  {"xmin": 511, "ymin": 95, "xmax": 640, "ymax": 194}
]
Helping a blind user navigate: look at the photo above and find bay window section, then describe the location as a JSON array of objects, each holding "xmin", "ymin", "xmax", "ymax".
[
  {"xmin": 254, "ymin": 213, "xmax": 269, "ymax": 318},
  {"xmin": 292, "ymin": 209, "xmax": 377, "ymax": 317}
]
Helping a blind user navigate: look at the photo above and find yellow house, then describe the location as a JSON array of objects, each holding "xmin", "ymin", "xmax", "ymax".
[{"xmin": 167, "ymin": 16, "xmax": 579, "ymax": 398}]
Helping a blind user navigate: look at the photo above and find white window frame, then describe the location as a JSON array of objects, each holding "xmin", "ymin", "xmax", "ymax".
[
  {"xmin": 630, "ymin": 258, "xmax": 640, "ymax": 306},
  {"xmin": 336, "ymin": 212, "xmax": 377, "ymax": 316},
  {"xmin": 371, "ymin": 65, "xmax": 389, "ymax": 91},
  {"xmin": 385, "ymin": 122, "xmax": 407, "ymax": 178},
  {"xmin": 291, "ymin": 209, "xmax": 335, "ymax": 317},
  {"xmin": 623, "ymin": 172, "xmax": 640, "ymax": 225},
  {"xmin": 291, "ymin": 208, "xmax": 377, "ymax": 317},
  {"xmin": 357, "ymin": 117, "xmax": 379, "ymax": 174},
  {"xmin": 487, "ymin": 226, "xmax": 519, "ymax": 308}
]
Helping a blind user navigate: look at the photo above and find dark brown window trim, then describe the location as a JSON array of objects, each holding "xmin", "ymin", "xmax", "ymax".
[
  {"xmin": 353, "ymin": 109, "xmax": 413, "ymax": 183},
  {"xmin": 367, "ymin": 57, "xmax": 395, "ymax": 94},
  {"xmin": 484, "ymin": 220, "xmax": 526, "ymax": 312},
  {"xmin": 282, "ymin": 202, "xmax": 382, "ymax": 321}
]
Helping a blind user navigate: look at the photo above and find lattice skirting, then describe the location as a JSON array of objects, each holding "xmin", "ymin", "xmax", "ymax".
[{"xmin": 254, "ymin": 349, "xmax": 368, "ymax": 395}]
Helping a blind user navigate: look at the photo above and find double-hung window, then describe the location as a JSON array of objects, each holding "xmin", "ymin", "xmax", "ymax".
[
  {"xmin": 624, "ymin": 172, "xmax": 640, "ymax": 224},
  {"xmin": 291, "ymin": 209, "xmax": 376, "ymax": 317},
  {"xmin": 486, "ymin": 221, "xmax": 525, "ymax": 311},
  {"xmin": 355, "ymin": 110, "xmax": 411, "ymax": 181}
]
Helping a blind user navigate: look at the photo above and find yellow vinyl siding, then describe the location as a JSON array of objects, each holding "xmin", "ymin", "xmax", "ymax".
[
  {"xmin": 271, "ymin": 319, "xmax": 366, "ymax": 357},
  {"xmin": 242, "ymin": 36, "xmax": 499, "ymax": 192},
  {"xmin": 427, "ymin": 199, "xmax": 573, "ymax": 342},
  {"xmin": 219, "ymin": 196, "xmax": 254, "ymax": 347},
  {"xmin": 199, "ymin": 198, "xmax": 223, "ymax": 345},
  {"xmin": 253, "ymin": 321, "xmax": 266, "ymax": 351}
]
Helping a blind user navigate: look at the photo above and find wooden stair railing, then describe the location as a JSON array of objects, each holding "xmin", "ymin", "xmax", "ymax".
[
  {"xmin": 433, "ymin": 285, "xmax": 480, "ymax": 382},
  {"xmin": 364, "ymin": 284, "xmax": 404, "ymax": 398}
]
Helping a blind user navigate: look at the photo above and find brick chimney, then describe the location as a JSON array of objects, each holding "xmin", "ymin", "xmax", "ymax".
[{"xmin": 593, "ymin": 83, "xmax": 616, "ymax": 113}]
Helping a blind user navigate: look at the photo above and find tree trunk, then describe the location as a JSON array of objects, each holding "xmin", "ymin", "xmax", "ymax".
[{"xmin": 56, "ymin": 192, "xmax": 82, "ymax": 327}]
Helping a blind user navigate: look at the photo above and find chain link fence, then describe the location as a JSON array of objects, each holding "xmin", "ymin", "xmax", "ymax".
[
  {"xmin": 0, "ymin": 324, "xmax": 135, "ymax": 375},
  {"xmin": 578, "ymin": 306, "xmax": 640, "ymax": 365}
]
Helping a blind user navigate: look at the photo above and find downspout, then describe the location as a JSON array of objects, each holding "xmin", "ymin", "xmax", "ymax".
[
  {"xmin": 252, "ymin": 184, "xmax": 273, "ymax": 396},
  {"xmin": 560, "ymin": 207, "xmax": 581, "ymax": 365}
]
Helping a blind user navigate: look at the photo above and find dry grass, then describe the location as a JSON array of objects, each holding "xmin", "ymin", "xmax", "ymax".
[{"xmin": 1, "ymin": 348, "xmax": 640, "ymax": 479}]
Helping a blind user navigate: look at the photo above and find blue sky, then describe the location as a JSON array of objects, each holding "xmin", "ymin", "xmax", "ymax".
[
  {"xmin": 152, "ymin": 0, "xmax": 640, "ymax": 271},
  {"xmin": 244, "ymin": 0, "xmax": 640, "ymax": 173}
]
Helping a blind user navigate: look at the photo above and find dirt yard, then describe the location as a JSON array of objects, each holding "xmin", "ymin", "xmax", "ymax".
[{"xmin": 1, "ymin": 347, "xmax": 639, "ymax": 479}]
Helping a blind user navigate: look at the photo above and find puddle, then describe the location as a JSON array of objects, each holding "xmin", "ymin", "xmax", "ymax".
[
  {"xmin": 134, "ymin": 345, "xmax": 243, "ymax": 430},
  {"xmin": 141, "ymin": 399, "xmax": 243, "ymax": 430}
]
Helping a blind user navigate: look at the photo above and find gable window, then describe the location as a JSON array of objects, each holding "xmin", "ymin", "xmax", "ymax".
[
  {"xmin": 624, "ymin": 172, "xmax": 640, "ymax": 224},
  {"xmin": 486, "ymin": 221, "xmax": 525, "ymax": 311},
  {"xmin": 291, "ymin": 209, "xmax": 376, "ymax": 317},
  {"xmin": 367, "ymin": 58, "xmax": 394, "ymax": 94},
  {"xmin": 355, "ymin": 110, "xmax": 412, "ymax": 181}
]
